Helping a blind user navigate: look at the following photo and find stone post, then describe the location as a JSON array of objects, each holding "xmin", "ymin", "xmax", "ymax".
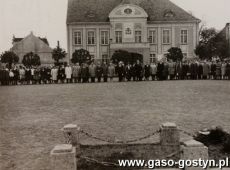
[
  {"xmin": 181, "ymin": 140, "xmax": 209, "ymax": 170},
  {"xmin": 62, "ymin": 124, "xmax": 80, "ymax": 146},
  {"xmin": 50, "ymin": 144, "xmax": 76, "ymax": 170},
  {"xmin": 160, "ymin": 122, "xmax": 180, "ymax": 159}
]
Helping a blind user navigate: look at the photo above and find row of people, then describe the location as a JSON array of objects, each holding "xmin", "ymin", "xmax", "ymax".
[{"xmin": 0, "ymin": 60, "xmax": 230, "ymax": 85}]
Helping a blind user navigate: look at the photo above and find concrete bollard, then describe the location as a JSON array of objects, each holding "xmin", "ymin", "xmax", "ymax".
[
  {"xmin": 181, "ymin": 140, "xmax": 209, "ymax": 170},
  {"xmin": 160, "ymin": 122, "xmax": 180, "ymax": 146},
  {"xmin": 63, "ymin": 124, "xmax": 80, "ymax": 146},
  {"xmin": 50, "ymin": 144, "xmax": 76, "ymax": 170}
]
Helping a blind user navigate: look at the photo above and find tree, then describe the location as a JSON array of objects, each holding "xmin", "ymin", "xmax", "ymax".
[
  {"xmin": 166, "ymin": 47, "xmax": 183, "ymax": 62},
  {"xmin": 71, "ymin": 49, "xmax": 91, "ymax": 64},
  {"xmin": 22, "ymin": 52, "xmax": 41, "ymax": 67},
  {"xmin": 0, "ymin": 51, "xmax": 19, "ymax": 68},
  {"xmin": 52, "ymin": 43, "xmax": 67, "ymax": 64},
  {"xmin": 195, "ymin": 28, "xmax": 218, "ymax": 60},
  {"xmin": 111, "ymin": 50, "xmax": 143, "ymax": 64}
]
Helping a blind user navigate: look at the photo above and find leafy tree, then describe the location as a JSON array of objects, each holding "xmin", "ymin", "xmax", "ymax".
[
  {"xmin": 71, "ymin": 49, "xmax": 91, "ymax": 64},
  {"xmin": 22, "ymin": 52, "xmax": 41, "ymax": 67},
  {"xmin": 52, "ymin": 43, "xmax": 67, "ymax": 64},
  {"xmin": 111, "ymin": 50, "xmax": 143, "ymax": 64},
  {"xmin": 166, "ymin": 47, "xmax": 183, "ymax": 62},
  {"xmin": 0, "ymin": 51, "xmax": 19, "ymax": 68},
  {"xmin": 195, "ymin": 28, "xmax": 218, "ymax": 60}
]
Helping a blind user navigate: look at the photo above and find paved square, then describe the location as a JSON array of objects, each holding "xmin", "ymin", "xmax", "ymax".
[{"xmin": 0, "ymin": 81, "xmax": 230, "ymax": 170}]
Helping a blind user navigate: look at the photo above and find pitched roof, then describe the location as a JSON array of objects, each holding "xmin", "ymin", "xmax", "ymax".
[
  {"xmin": 13, "ymin": 36, "xmax": 49, "ymax": 45},
  {"xmin": 66, "ymin": 0, "xmax": 200, "ymax": 24}
]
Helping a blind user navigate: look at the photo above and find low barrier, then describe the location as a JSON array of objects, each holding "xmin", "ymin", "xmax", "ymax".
[{"xmin": 50, "ymin": 122, "xmax": 208, "ymax": 170}]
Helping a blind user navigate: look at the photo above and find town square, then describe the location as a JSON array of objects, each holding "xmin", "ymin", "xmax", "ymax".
[{"xmin": 0, "ymin": 0, "xmax": 230, "ymax": 170}]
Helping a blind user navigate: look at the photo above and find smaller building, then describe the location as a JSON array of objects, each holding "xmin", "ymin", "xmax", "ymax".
[{"xmin": 11, "ymin": 32, "xmax": 54, "ymax": 65}]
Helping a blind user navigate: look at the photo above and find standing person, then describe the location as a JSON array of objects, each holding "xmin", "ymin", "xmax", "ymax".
[
  {"xmin": 25, "ymin": 67, "xmax": 32, "ymax": 85},
  {"xmin": 96, "ymin": 62, "xmax": 103, "ymax": 82},
  {"xmin": 150, "ymin": 62, "xmax": 157, "ymax": 81},
  {"xmin": 117, "ymin": 61, "xmax": 125, "ymax": 82},
  {"xmin": 221, "ymin": 61, "xmax": 227, "ymax": 80},
  {"xmin": 51, "ymin": 66, "xmax": 58, "ymax": 83},
  {"xmin": 58, "ymin": 65, "xmax": 66, "ymax": 83},
  {"xmin": 81, "ymin": 63, "xmax": 89, "ymax": 83},
  {"xmin": 40, "ymin": 67, "xmax": 47, "ymax": 84},
  {"xmin": 226, "ymin": 61, "xmax": 230, "ymax": 80},
  {"xmin": 12, "ymin": 66, "xmax": 19, "ymax": 85},
  {"xmin": 135, "ymin": 60, "xmax": 143, "ymax": 81},
  {"xmin": 211, "ymin": 61, "xmax": 216, "ymax": 80},
  {"xmin": 46, "ymin": 66, "xmax": 52, "ymax": 84},
  {"xmin": 108, "ymin": 62, "xmax": 115, "ymax": 82},
  {"xmin": 144, "ymin": 63, "xmax": 151, "ymax": 81},
  {"xmin": 215, "ymin": 60, "xmax": 221, "ymax": 80},
  {"xmin": 197, "ymin": 62, "xmax": 203, "ymax": 80},
  {"xmin": 89, "ymin": 62, "xmax": 96, "ymax": 83},
  {"xmin": 168, "ymin": 60, "xmax": 176, "ymax": 80},
  {"xmin": 131, "ymin": 63, "xmax": 136, "ymax": 81},
  {"xmin": 202, "ymin": 61, "xmax": 210, "ymax": 80},
  {"xmin": 176, "ymin": 62, "xmax": 182, "ymax": 80},
  {"xmin": 19, "ymin": 66, "xmax": 25, "ymax": 85},
  {"xmin": 125, "ymin": 63, "xmax": 132, "ymax": 81},
  {"xmin": 31, "ymin": 67, "xmax": 35, "ymax": 84},
  {"xmin": 72, "ymin": 63, "xmax": 81, "ymax": 83},
  {"xmin": 102, "ymin": 62, "xmax": 108, "ymax": 82},
  {"xmin": 9, "ymin": 69, "xmax": 14, "ymax": 85},
  {"xmin": 163, "ymin": 61, "xmax": 169, "ymax": 80},
  {"xmin": 157, "ymin": 60, "xmax": 164, "ymax": 80},
  {"xmin": 34, "ymin": 67, "xmax": 41, "ymax": 84},
  {"xmin": 65, "ymin": 64, "xmax": 72, "ymax": 83}
]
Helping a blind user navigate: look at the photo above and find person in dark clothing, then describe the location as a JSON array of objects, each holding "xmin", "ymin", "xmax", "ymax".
[
  {"xmin": 96, "ymin": 62, "xmax": 103, "ymax": 82},
  {"xmin": 144, "ymin": 64, "xmax": 151, "ymax": 81},
  {"xmin": 163, "ymin": 62, "xmax": 169, "ymax": 80},
  {"xmin": 135, "ymin": 60, "xmax": 143, "ymax": 81},
  {"xmin": 117, "ymin": 62, "xmax": 125, "ymax": 82},
  {"xmin": 157, "ymin": 61, "xmax": 164, "ymax": 81},
  {"xmin": 25, "ymin": 67, "xmax": 31, "ymax": 85},
  {"xmin": 197, "ymin": 63, "xmax": 203, "ymax": 80},
  {"xmin": 102, "ymin": 62, "xmax": 108, "ymax": 82},
  {"xmin": 81, "ymin": 63, "xmax": 89, "ymax": 83},
  {"xmin": 58, "ymin": 65, "xmax": 66, "ymax": 83},
  {"xmin": 131, "ymin": 63, "xmax": 136, "ymax": 81},
  {"xmin": 211, "ymin": 61, "xmax": 216, "ymax": 80},
  {"xmin": 125, "ymin": 63, "xmax": 132, "ymax": 81}
]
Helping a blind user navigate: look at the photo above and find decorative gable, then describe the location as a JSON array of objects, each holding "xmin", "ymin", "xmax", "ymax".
[{"xmin": 109, "ymin": 4, "xmax": 148, "ymax": 19}]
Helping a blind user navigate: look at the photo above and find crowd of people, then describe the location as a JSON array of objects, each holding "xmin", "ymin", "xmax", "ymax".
[{"xmin": 0, "ymin": 59, "xmax": 230, "ymax": 86}]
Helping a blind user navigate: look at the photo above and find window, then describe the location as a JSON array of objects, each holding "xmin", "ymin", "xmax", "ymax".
[
  {"xmin": 150, "ymin": 53, "xmax": 156, "ymax": 63},
  {"xmin": 181, "ymin": 30, "xmax": 188, "ymax": 44},
  {"xmin": 74, "ymin": 31, "xmax": 82, "ymax": 45},
  {"xmin": 135, "ymin": 31, "xmax": 142, "ymax": 43},
  {"xmin": 87, "ymin": 31, "xmax": 95, "ymax": 45},
  {"xmin": 101, "ymin": 31, "xmax": 109, "ymax": 45},
  {"xmin": 163, "ymin": 30, "xmax": 170, "ymax": 44},
  {"xmin": 149, "ymin": 30, "xmax": 157, "ymax": 44},
  {"xmin": 102, "ymin": 54, "xmax": 109, "ymax": 63},
  {"xmin": 115, "ymin": 31, "xmax": 122, "ymax": 43}
]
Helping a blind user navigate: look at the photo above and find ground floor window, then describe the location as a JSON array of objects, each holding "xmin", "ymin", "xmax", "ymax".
[{"xmin": 150, "ymin": 53, "xmax": 156, "ymax": 63}]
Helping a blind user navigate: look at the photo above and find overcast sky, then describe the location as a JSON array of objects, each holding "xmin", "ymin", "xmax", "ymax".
[{"xmin": 0, "ymin": 0, "xmax": 229, "ymax": 54}]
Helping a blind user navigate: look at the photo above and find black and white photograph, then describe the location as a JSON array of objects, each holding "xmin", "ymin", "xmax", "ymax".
[{"xmin": 0, "ymin": 0, "xmax": 230, "ymax": 170}]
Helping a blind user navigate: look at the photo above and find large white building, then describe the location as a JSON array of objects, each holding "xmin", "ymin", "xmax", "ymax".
[{"xmin": 66, "ymin": 0, "xmax": 200, "ymax": 63}]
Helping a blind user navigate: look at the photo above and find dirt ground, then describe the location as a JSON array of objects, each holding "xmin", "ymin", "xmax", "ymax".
[{"xmin": 0, "ymin": 80, "xmax": 230, "ymax": 170}]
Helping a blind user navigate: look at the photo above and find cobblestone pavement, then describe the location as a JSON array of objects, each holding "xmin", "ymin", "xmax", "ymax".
[{"xmin": 0, "ymin": 80, "xmax": 230, "ymax": 170}]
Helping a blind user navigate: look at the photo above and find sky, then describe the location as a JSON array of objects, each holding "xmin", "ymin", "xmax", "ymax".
[{"xmin": 0, "ymin": 0, "xmax": 229, "ymax": 54}]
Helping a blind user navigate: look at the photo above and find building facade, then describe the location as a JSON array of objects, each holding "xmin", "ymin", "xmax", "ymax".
[
  {"xmin": 66, "ymin": 0, "xmax": 200, "ymax": 63},
  {"xmin": 11, "ymin": 32, "xmax": 53, "ymax": 65}
]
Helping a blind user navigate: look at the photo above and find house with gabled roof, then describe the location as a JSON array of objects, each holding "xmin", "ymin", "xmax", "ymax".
[
  {"xmin": 11, "ymin": 32, "xmax": 53, "ymax": 65},
  {"xmin": 66, "ymin": 0, "xmax": 201, "ymax": 63}
]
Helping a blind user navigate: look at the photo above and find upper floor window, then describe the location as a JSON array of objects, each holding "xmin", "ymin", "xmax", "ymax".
[
  {"xmin": 163, "ymin": 29, "xmax": 170, "ymax": 44},
  {"xmin": 101, "ymin": 31, "xmax": 109, "ymax": 45},
  {"xmin": 87, "ymin": 31, "xmax": 95, "ymax": 45},
  {"xmin": 115, "ymin": 31, "xmax": 122, "ymax": 43},
  {"xmin": 181, "ymin": 30, "xmax": 188, "ymax": 44},
  {"xmin": 135, "ymin": 31, "xmax": 142, "ymax": 43},
  {"xmin": 74, "ymin": 31, "xmax": 82, "ymax": 45},
  {"xmin": 149, "ymin": 30, "xmax": 157, "ymax": 44}
]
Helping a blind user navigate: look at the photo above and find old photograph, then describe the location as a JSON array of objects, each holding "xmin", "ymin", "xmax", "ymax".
[{"xmin": 0, "ymin": 0, "xmax": 230, "ymax": 170}]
